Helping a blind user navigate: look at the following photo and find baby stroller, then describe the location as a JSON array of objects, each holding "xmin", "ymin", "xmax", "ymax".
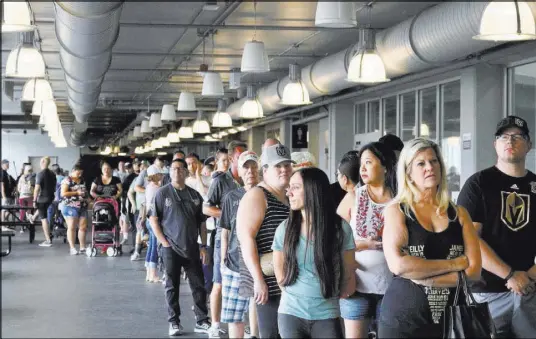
[
  {"xmin": 86, "ymin": 197, "xmax": 121, "ymax": 257},
  {"xmin": 50, "ymin": 201, "xmax": 68, "ymax": 243}
]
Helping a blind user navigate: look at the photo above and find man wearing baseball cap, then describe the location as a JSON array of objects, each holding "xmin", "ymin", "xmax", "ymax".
[
  {"xmin": 219, "ymin": 151, "xmax": 261, "ymax": 338},
  {"xmin": 458, "ymin": 115, "xmax": 536, "ymax": 337},
  {"xmin": 236, "ymin": 143, "xmax": 295, "ymax": 338}
]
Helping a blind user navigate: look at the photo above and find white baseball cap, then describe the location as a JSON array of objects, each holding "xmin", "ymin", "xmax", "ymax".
[
  {"xmin": 260, "ymin": 144, "xmax": 295, "ymax": 167},
  {"xmin": 147, "ymin": 165, "xmax": 162, "ymax": 176},
  {"xmin": 238, "ymin": 151, "xmax": 259, "ymax": 168}
]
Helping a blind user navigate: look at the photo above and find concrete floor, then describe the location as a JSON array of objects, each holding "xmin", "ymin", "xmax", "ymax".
[{"xmin": 1, "ymin": 229, "xmax": 219, "ymax": 338}]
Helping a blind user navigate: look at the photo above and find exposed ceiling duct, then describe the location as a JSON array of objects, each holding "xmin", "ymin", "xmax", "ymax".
[
  {"xmin": 53, "ymin": 1, "xmax": 124, "ymax": 146},
  {"xmin": 227, "ymin": 2, "xmax": 499, "ymax": 118}
]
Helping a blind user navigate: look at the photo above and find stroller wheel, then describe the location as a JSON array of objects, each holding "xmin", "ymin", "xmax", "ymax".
[
  {"xmin": 86, "ymin": 247, "xmax": 93, "ymax": 257},
  {"xmin": 106, "ymin": 247, "xmax": 115, "ymax": 257}
]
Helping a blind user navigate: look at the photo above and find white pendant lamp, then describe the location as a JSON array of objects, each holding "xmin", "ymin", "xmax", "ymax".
[
  {"xmin": 240, "ymin": 85, "xmax": 264, "ymax": 119},
  {"xmin": 315, "ymin": 2, "xmax": 357, "ymax": 28},
  {"xmin": 133, "ymin": 125, "xmax": 142, "ymax": 138},
  {"xmin": 192, "ymin": 111, "xmax": 211, "ymax": 134},
  {"xmin": 177, "ymin": 92, "xmax": 197, "ymax": 111},
  {"xmin": 281, "ymin": 64, "xmax": 312, "ymax": 106},
  {"xmin": 22, "ymin": 78, "xmax": 54, "ymax": 101},
  {"xmin": 347, "ymin": 29, "xmax": 390, "ymax": 84},
  {"xmin": 5, "ymin": 44, "xmax": 46, "ymax": 78},
  {"xmin": 202, "ymin": 72, "xmax": 224, "ymax": 97},
  {"xmin": 167, "ymin": 130, "xmax": 181, "ymax": 143},
  {"xmin": 140, "ymin": 120, "xmax": 152, "ymax": 134},
  {"xmin": 149, "ymin": 112, "xmax": 163, "ymax": 128},
  {"xmin": 229, "ymin": 68, "xmax": 241, "ymax": 89},
  {"xmin": 31, "ymin": 99, "xmax": 56, "ymax": 117},
  {"xmin": 237, "ymin": 126, "xmax": 248, "ymax": 132},
  {"xmin": 212, "ymin": 99, "xmax": 233, "ymax": 128},
  {"xmin": 241, "ymin": 40, "xmax": 270, "ymax": 73},
  {"xmin": 159, "ymin": 136, "xmax": 170, "ymax": 147},
  {"xmin": 178, "ymin": 122, "xmax": 194, "ymax": 139},
  {"xmin": 1, "ymin": 1, "xmax": 35, "ymax": 33},
  {"xmin": 161, "ymin": 104, "xmax": 176, "ymax": 122},
  {"xmin": 473, "ymin": 1, "xmax": 536, "ymax": 41}
]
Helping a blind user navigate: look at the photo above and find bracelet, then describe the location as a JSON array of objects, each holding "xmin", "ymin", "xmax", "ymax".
[
  {"xmin": 200, "ymin": 245, "xmax": 207, "ymax": 249},
  {"xmin": 504, "ymin": 268, "xmax": 515, "ymax": 282}
]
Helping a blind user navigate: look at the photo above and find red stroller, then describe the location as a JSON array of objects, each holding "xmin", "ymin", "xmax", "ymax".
[{"xmin": 86, "ymin": 197, "xmax": 122, "ymax": 257}]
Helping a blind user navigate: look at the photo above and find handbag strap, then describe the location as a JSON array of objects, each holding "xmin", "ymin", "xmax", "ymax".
[
  {"xmin": 459, "ymin": 270, "xmax": 479, "ymax": 306},
  {"xmin": 453, "ymin": 271, "xmax": 464, "ymax": 305}
]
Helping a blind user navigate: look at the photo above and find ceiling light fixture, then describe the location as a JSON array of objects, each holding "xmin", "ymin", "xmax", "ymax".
[
  {"xmin": 140, "ymin": 120, "xmax": 152, "ymax": 134},
  {"xmin": 22, "ymin": 78, "xmax": 54, "ymax": 101},
  {"xmin": 212, "ymin": 99, "xmax": 233, "ymax": 128},
  {"xmin": 5, "ymin": 43, "xmax": 46, "ymax": 78},
  {"xmin": 1, "ymin": 1, "xmax": 35, "ymax": 33},
  {"xmin": 237, "ymin": 126, "xmax": 248, "ymax": 132},
  {"xmin": 178, "ymin": 121, "xmax": 194, "ymax": 139},
  {"xmin": 315, "ymin": 2, "xmax": 357, "ymax": 28},
  {"xmin": 161, "ymin": 104, "xmax": 176, "ymax": 122},
  {"xmin": 177, "ymin": 92, "xmax": 197, "ymax": 111},
  {"xmin": 202, "ymin": 33, "xmax": 224, "ymax": 97},
  {"xmin": 240, "ymin": 2, "xmax": 270, "ymax": 73},
  {"xmin": 149, "ymin": 112, "xmax": 163, "ymax": 128},
  {"xmin": 192, "ymin": 111, "xmax": 211, "ymax": 134},
  {"xmin": 473, "ymin": 1, "xmax": 536, "ymax": 41},
  {"xmin": 281, "ymin": 63, "xmax": 312, "ymax": 106},
  {"xmin": 240, "ymin": 85, "xmax": 264, "ymax": 119},
  {"xmin": 133, "ymin": 125, "xmax": 142, "ymax": 138},
  {"xmin": 347, "ymin": 28, "xmax": 390, "ymax": 84},
  {"xmin": 227, "ymin": 128, "xmax": 238, "ymax": 134}
]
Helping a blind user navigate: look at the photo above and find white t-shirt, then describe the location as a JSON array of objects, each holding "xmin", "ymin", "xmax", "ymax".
[{"xmin": 351, "ymin": 184, "xmax": 393, "ymax": 295}]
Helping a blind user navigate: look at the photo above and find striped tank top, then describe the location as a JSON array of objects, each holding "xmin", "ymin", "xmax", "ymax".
[{"xmin": 239, "ymin": 186, "xmax": 290, "ymax": 298}]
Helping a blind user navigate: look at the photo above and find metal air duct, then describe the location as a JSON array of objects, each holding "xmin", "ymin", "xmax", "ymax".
[
  {"xmin": 228, "ymin": 2, "xmax": 498, "ymax": 117},
  {"xmin": 54, "ymin": 1, "xmax": 123, "ymax": 146}
]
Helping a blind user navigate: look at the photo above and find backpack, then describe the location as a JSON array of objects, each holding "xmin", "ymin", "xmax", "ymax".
[{"xmin": 4, "ymin": 172, "xmax": 17, "ymax": 198}]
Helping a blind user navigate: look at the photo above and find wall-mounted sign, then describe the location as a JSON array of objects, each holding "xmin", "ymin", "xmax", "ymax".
[{"xmin": 292, "ymin": 124, "xmax": 308, "ymax": 148}]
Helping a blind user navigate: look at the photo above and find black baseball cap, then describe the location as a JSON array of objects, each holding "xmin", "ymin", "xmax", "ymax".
[{"xmin": 495, "ymin": 116, "xmax": 530, "ymax": 138}]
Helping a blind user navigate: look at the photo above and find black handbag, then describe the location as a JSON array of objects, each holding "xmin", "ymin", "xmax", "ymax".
[{"xmin": 442, "ymin": 271, "xmax": 497, "ymax": 338}]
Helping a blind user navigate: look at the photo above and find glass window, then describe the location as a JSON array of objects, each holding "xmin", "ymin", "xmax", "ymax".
[
  {"xmin": 511, "ymin": 62, "xmax": 536, "ymax": 172},
  {"xmin": 401, "ymin": 92, "xmax": 416, "ymax": 141},
  {"xmin": 367, "ymin": 101, "xmax": 380, "ymax": 133},
  {"xmin": 419, "ymin": 87, "xmax": 437, "ymax": 140},
  {"xmin": 383, "ymin": 96, "xmax": 397, "ymax": 135},
  {"xmin": 441, "ymin": 81, "xmax": 461, "ymax": 197},
  {"xmin": 355, "ymin": 102, "xmax": 366, "ymax": 134}
]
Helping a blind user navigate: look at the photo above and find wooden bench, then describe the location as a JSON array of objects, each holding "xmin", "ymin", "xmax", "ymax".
[{"xmin": 1, "ymin": 229, "xmax": 16, "ymax": 257}]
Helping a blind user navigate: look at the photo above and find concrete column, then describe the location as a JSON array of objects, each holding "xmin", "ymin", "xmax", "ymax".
[
  {"xmin": 460, "ymin": 64, "xmax": 505, "ymax": 185},
  {"xmin": 279, "ymin": 119, "xmax": 292, "ymax": 147},
  {"xmin": 329, "ymin": 101, "xmax": 355, "ymax": 182},
  {"xmin": 247, "ymin": 126, "xmax": 264, "ymax": 155}
]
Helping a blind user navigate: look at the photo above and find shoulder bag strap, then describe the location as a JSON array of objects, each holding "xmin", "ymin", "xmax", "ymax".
[
  {"xmin": 452, "ymin": 271, "xmax": 464, "ymax": 306},
  {"xmin": 460, "ymin": 270, "xmax": 479, "ymax": 306}
]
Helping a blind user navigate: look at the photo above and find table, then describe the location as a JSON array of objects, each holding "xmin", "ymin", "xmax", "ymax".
[
  {"xmin": 1, "ymin": 205, "xmax": 37, "ymax": 243},
  {"xmin": 1, "ymin": 229, "xmax": 16, "ymax": 257}
]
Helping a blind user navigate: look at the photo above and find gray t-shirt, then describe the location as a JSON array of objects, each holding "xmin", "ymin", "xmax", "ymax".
[
  {"xmin": 220, "ymin": 187, "xmax": 246, "ymax": 272},
  {"xmin": 151, "ymin": 184, "xmax": 207, "ymax": 259},
  {"xmin": 205, "ymin": 169, "xmax": 240, "ymax": 234}
]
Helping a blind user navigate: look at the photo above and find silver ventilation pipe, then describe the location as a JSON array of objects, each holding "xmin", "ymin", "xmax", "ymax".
[
  {"xmin": 53, "ymin": 2, "xmax": 124, "ymax": 146},
  {"xmin": 228, "ymin": 2, "xmax": 497, "ymax": 117}
]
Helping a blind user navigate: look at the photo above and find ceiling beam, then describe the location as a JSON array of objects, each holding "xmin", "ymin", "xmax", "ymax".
[
  {"xmin": 1, "ymin": 123, "xmax": 38, "ymax": 130},
  {"xmin": 34, "ymin": 19, "xmax": 360, "ymax": 32},
  {"xmin": 1, "ymin": 114, "xmax": 34, "ymax": 122},
  {"xmin": 1, "ymin": 66, "xmax": 287, "ymax": 73},
  {"xmin": 1, "ymin": 49, "xmax": 321, "ymax": 59}
]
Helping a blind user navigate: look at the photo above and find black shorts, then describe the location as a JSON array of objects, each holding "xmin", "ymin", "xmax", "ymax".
[{"xmin": 36, "ymin": 202, "xmax": 51, "ymax": 220}]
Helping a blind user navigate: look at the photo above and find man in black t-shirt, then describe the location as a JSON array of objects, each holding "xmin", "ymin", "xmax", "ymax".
[
  {"xmin": 30, "ymin": 157, "xmax": 57, "ymax": 247},
  {"xmin": 457, "ymin": 116, "xmax": 536, "ymax": 338},
  {"xmin": 150, "ymin": 158, "xmax": 211, "ymax": 336},
  {"xmin": 220, "ymin": 151, "xmax": 260, "ymax": 339},
  {"xmin": 1, "ymin": 159, "xmax": 16, "ymax": 224}
]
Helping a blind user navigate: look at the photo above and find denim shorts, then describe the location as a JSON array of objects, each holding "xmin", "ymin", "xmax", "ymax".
[
  {"xmin": 213, "ymin": 236, "xmax": 222, "ymax": 284},
  {"xmin": 61, "ymin": 204, "xmax": 87, "ymax": 218},
  {"xmin": 340, "ymin": 291, "xmax": 383, "ymax": 320}
]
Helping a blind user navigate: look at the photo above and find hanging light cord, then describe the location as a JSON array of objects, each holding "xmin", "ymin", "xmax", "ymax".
[
  {"xmin": 211, "ymin": 33, "xmax": 215, "ymax": 70},
  {"xmin": 253, "ymin": 1, "xmax": 257, "ymax": 40},
  {"xmin": 514, "ymin": 0, "xmax": 521, "ymax": 35}
]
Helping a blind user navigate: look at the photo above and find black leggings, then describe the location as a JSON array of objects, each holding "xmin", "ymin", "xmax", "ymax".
[
  {"xmin": 278, "ymin": 313, "xmax": 342, "ymax": 339},
  {"xmin": 257, "ymin": 295, "xmax": 281, "ymax": 338}
]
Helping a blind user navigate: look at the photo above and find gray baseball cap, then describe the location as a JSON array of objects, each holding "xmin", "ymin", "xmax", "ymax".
[{"xmin": 260, "ymin": 144, "xmax": 295, "ymax": 167}]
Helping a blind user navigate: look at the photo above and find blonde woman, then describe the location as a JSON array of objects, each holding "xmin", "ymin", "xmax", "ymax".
[{"xmin": 378, "ymin": 138, "xmax": 482, "ymax": 338}]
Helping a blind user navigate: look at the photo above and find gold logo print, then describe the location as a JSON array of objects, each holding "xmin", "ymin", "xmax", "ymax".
[{"xmin": 500, "ymin": 191, "xmax": 530, "ymax": 231}]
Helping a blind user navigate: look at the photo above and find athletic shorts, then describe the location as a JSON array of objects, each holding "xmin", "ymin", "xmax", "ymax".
[
  {"xmin": 221, "ymin": 264, "xmax": 249, "ymax": 324},
  {"xmin": 36, "ymin": 202, "xmax": 51, "ymax": 220}
]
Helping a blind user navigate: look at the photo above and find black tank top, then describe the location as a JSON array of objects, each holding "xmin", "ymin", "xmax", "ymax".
[
  {"xmin": 239, "ymin": 186, "xmax": 290, "ymax": 298},
  {"xmin": 378, "ymin": 203, "xmax": 465, "ymax": 337}
]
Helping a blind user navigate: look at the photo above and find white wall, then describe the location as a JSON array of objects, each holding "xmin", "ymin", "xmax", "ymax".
[{"xmin": 1, "ymin": 129, "xmax": 81, "ymax": 177}]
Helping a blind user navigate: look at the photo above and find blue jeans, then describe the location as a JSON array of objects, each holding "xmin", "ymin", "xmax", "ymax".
[{"xmin": 145, "ymin": 220, "xmax": 158, "ymax": 269}]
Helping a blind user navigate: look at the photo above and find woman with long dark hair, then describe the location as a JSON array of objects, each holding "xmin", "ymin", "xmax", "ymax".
[
  {"xmin": 272, "ymin": 167, "xmax": 356, "ymax": 338},
  {"xmin": 339, "ymin": 141, "xmax": 397, "ymax": 339}
]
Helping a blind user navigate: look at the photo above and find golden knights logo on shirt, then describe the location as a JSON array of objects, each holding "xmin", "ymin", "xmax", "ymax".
[{"xmin": 500, "ymin": 191, "xmax": 530, "ymax": 231}]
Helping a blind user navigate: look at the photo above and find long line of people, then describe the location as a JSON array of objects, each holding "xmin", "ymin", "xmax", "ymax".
[{"xmin": 1, "ymin": 114, "xmax": 534, "ymax": 339}]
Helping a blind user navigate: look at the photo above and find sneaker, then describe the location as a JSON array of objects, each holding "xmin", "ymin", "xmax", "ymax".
[
  {"xmin": 70, "ymin": 248, "xmax": 79, "ymax": 255},
  {"xmin": 244, "ymin": 325, "xmax": 251, "ymax": 338},
  {"xmin": 39, "ymin": 240, "xmax": 52, "ymax": 247},
  {"xmin": 79, "ymin": 248, "xmax": 86, "ymax": 254},
  {"xmin": 194, "ymin": 320, "xmax": 212, "ymax": 334},
  {"xmin": 168, "ymin": 322, "xmax": 183, "ymax": 336},
  {"xmin": 130, "ymin": 251, "xmax": 140, "ymax": 261}
]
